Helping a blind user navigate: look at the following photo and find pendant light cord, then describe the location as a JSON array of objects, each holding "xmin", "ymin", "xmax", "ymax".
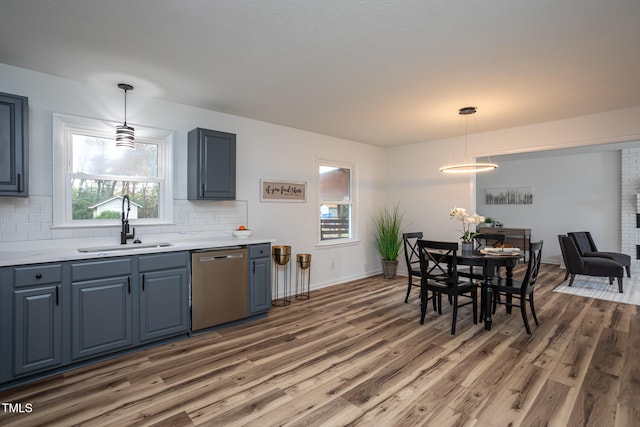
[{"xmin": 123, "ymin": 88, "xmax": 128, "ymax": 126}]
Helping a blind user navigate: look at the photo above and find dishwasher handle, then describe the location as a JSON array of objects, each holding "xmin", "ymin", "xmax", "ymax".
[{"xmin": 199, "ymin": 253, "xmax": 244, "ymax": 262}]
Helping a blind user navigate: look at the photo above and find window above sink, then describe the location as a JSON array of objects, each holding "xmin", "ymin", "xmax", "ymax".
[{"xmin": 52, "ymin": 114, "xmax": 174, "ymax": 228}]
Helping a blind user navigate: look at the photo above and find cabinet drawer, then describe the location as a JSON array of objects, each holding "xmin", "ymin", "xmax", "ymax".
[
  {"xmin": 250, "ymin": 243, "xmax": 271, "ymax": 258},
  {"xmin": 71, "ymin": 258, "xmax": 132, "ymax": 282},
  {"xmin": 139, "ymin": 252, "xmax": 188, "ymax": 272},
  {"xmin": 14, "ymin": 264, "xmax": 62, "ymax": 287}
]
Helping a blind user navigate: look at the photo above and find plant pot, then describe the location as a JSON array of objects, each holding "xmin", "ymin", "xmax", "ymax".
[
  {"xmin": 272, "ymin": 245, "xmax": 291, "ymax": 265},
  {"xmin": 297, "ymin": 253, "xmax": 311, "ymax": 270},
  {"xmin": 382, "ymin": 260, "xmax": 399, "ymax": 279},
  {"xmin": 461, "ymin": 241, "xmax": 473, "ymax": 252}
]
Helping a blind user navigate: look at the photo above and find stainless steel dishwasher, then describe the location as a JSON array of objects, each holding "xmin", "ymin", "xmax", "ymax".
[{"xmin": 191, "ymin": 247, "xmax": 248, "ymax": 331}]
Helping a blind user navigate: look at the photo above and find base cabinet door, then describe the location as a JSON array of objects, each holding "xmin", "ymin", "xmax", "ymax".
[
  {"xmin": 13, "ymin": 285, "xmax": 63, "ymax": 376},
  {"xmin": 140, "ymin": 268, "xmax": 189, "ymax": 342},
  {"xmin": 249, "ymin": 244, "xmax": 271, "ymax": 315},
  {"xmin": 71, "ymin": 277, "xmax": 133, "ymax": 361}
]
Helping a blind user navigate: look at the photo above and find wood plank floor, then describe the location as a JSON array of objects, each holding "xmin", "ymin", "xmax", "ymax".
[{"xmin": 1, "ymin": 263, "xmax": 640, "ymax": 426}]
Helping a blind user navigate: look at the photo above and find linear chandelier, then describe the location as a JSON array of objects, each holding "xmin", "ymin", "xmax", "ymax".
[
  {"xmin": 439, "ymin": 106, "xmax": 498, "ymax": 174},
  {"xmin": 116, "ymin": 83, "xmax": 135, "ymax": 149}
]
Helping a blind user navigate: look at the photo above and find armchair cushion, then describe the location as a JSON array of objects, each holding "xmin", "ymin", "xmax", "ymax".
[
  {"xmin": 582, "ymin": 256, "xmax": 624, "ymax": 277},
  {"xmin": 568, "ymin": 231, "xmax": 631, "ymax": 277}
]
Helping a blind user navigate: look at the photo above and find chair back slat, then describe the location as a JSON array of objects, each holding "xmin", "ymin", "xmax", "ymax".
[
  {"xmin": 417, "ymin": 239, "xmax": 477, "ymax": 334},
  {"xmin": 417, "ymin": 240, "xmax": 460, "ymax": 288},
  {"xmin": 403, "ymin": 232, "xmax": 423, "ymax": 272},
  {"xmin": 521, "ymin": 240, "xmax": 544, "ymax": 294},
  {"xmin": 474, "ymin": 233, "xmax": 505, "ymax": 250}
]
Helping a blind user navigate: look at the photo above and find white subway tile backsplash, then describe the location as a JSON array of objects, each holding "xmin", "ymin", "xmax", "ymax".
[
  {"xmin": 91, "ymin": 228, "xmax": 114, "ymax": 238},
  {"xmin": 16, "ymin": 222, "xmax": 40, "ymax": 232},
  {"xmin": 0, "ymin": 196, "xmax": 248, "ymax": 243},
  {"xmin": 29, "ymin": 214, "xmax": 51, "ymax": 224},
  {"xmin": 5, "ymin": 213, "xmax": 29, "ymax": 224},
  {"xmin": 28, "ymin": 230, "xmax": 52, "ymax": 240},
  {"xmin": 2, "ymin": 231, "xmax": 28, "ymax": 241},
  {"xmin": 0, "ymin": 222, "xmax": 16, "ymax": 232},
  {"xmin": 72, "ymin": 228, "xmax": 98, "ymax": 239},
  {"xmin": 51, "ymin": 228, "xmax": 74, "ymax": 239},
  {"xmin": 15, "ymin": 204, "xmax": 42, "ymax": 214}
]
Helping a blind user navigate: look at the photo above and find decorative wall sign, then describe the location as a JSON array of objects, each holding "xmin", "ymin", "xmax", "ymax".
[
  {"xmin": 260, "ymin": 179, "xmax": 307, "ymax": 202},
  {"xmin": 485, "ymin": 187, "xmax": 533, "ymax": 205}
]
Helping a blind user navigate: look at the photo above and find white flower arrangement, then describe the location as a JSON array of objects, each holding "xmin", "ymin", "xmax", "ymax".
[{"xmin": 449, "ymin": 207, "xmax": 485, "ymax": 243}]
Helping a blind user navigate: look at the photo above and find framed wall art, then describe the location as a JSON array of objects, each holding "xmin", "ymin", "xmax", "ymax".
[
  {"xmin": 260, "ymin": 179, "xmax": 307, "ymax": 202},
  {"xmin": 485, "ymin": 186, "xmax": 533, "ymax": 205}
]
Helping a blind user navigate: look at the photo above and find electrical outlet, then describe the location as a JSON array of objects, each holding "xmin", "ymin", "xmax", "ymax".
[{"xmin": 330, "ymin": 259, "xmax": 335, "ymax": 270}]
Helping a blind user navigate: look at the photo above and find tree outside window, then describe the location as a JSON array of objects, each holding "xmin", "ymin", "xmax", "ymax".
[{"xmin": 70, "ymin": 135, "xmax": 160, "ymax": 220}]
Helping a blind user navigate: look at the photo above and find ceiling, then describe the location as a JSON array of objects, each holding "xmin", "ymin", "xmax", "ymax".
[{"xmin": 1, "ymin": 0, "xmax": 639, "ymax": 147}]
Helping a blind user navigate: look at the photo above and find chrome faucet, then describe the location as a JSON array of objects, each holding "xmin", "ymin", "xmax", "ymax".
[{"xmin": 120, "ymin": 195, "xmax": 135, "ymax": 244}]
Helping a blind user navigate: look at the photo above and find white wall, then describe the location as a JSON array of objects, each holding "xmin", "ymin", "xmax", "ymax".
[
  {"xmin": 0, "ymin": 63, "xmax": 388, "ymax": 288},
  {"xmin": 476, "ymin": 150, "xmax": 621, "ymax": 264}
]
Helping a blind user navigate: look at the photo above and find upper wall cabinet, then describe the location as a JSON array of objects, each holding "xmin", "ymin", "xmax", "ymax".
[
  {"xmin": 0, "ymin": 92, "xmax": 29, "ymax": 196},
  {"xmin": 187, "ymin": 128, "xmax": 236, "ymax": 200}
]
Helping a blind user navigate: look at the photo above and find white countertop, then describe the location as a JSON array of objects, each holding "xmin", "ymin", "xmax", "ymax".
[{"xmin": 0, "ymin": 232, "xmax": 276, "ymax": 267}]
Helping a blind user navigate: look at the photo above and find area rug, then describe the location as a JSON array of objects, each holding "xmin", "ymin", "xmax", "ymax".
[{"xmin": 554, "ymin": 275, "xmax": 640, "ymax": 306}]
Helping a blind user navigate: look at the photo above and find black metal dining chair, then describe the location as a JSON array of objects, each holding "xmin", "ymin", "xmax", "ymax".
[
  {"xmin": 402, "ymin": 232, "xmax": 423, "ymax": 303},
  {"xmin": 458, "ymin": 233, "xmax": 508, "ymax": 285},
  {"xmin": 491, "ymin": 240, "xmax": 544, "ymax": 334},
  {"xmin": 417, "ymin": 240, "xmax": 477, "ymax": 335},
  {"xmin": 474, "ymin": 233, "xmax": 506, "ymax": 250}
]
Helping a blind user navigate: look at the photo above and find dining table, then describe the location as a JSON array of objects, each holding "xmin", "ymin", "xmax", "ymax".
[{"xmin": 455, "ymin": 248, "xmax": 523, "ymax": 330}]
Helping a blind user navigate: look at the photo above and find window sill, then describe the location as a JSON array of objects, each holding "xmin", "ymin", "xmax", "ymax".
[{"xmin": 315, "ymin": 238, "xmax": 360, "ymax": 249}]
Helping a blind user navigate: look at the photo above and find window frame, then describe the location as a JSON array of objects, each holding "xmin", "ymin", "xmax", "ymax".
[
  {"xmin": 316, "ymin": 159, "xmax": 358, "ymax": 246},
  {"xmin": 52, "ymin": 113, "xmax": 174, "ymax": 228}
]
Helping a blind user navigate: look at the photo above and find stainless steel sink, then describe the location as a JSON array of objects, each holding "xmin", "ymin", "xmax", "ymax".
[{"xmin": 77, "ymin": 242, "xmax": 173, "ymax": 253}]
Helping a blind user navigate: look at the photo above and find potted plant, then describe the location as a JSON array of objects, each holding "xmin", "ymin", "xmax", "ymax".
[
  {"xmin": 373, "ymin": 203, "xmax": 404, "ymax": 279},
  {"xmin": 482, "ymin": 216, "xmax": 495, "ymax": 227}
]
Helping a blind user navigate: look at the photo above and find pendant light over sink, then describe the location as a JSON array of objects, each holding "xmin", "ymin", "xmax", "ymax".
[
  {"xmin": 439, "ymin": 107, "xmax": 498, "ymax": 174},
  {"xmin": 116, "ymin": 83, "xmax": 135, "ymax": 149}
]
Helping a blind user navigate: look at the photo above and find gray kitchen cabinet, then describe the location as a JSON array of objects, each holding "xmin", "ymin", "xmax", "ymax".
[
  {"xmin": 70, "ymin": 258, "xmax": 133, "ymax": 361},
  {"xmin": 138, "ymin": 252, "xmax": 189, "ymax": 342},
  {"xmin": 0, "ymin": 268, "xmax": 10, "ymax": 384},
  {"xmin": 11, "ymin": 264, "xmax": 64, "ymax": 377},
  {"xmin": 249, "ymin": 243, "xmax": 271, "ymax": 315},
  {"xmin": 1, "ymin": 243, "xmax": 270, "ymax": 389},
  {"xmin": 0, "ymin": 91, "xmax": 29, "ymax": 196},
  {"xmin": 187, "ymin": 127, "xmax": 236, "ymax": 200}
]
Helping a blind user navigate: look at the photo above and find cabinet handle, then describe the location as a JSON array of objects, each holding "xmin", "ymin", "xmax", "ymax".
[
  {"xmin": 127, "ymin": 277, "xmax": 131, "ymax": 294},
  {"xmin": 35, "ymin": 273, "xmax": 42, "ymax": 279},
  {"xmin": 142, "ymin": 274, "xmax": 145, "ymax": 291},
  {"xmin": 252, "ymin": 260, "xmax": 255, "ymax": 274},
  {"xmin": 17, "ymin": 173, "xmax": 21, "ymax": 192},
  {"xmin": 201, "ymin": 184, "xmax": 205, "ymax": 197},
  {"xmin": 56, "ymin": 285, "xmax": 60, "ymax": 306}
]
